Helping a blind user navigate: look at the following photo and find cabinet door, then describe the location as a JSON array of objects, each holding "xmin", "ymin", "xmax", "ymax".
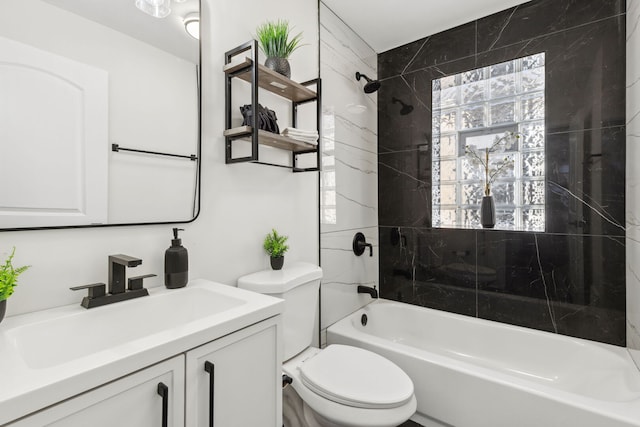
[
  {"xmin": 9, "ymin": 356, "xmax": 185, "ymax": 427},
  {"xmin": 185, "ymin": 316, "xmax": 282, "ymax": 427}
]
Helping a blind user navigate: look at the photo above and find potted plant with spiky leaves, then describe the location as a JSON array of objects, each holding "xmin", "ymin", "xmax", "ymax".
[
  {"xmin": 255, "ymin": 20, "xmax": 304, "ymax": 78},
  {"xmin": 263, "ymin": 229, "xmax": 289, "ymax": 270},
  {"xmin": 0, "ymin": 247, "xmax": 30, "ymax": 323}
]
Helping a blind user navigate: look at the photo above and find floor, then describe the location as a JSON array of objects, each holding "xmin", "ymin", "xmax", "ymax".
[{"xmin": 284, "ymin": 384, "xmax": 424, "ymax": 427}]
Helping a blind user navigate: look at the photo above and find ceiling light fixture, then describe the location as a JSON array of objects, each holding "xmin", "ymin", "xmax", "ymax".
[
  {"xmin": 135, "ymin": 0, "xmax": 171, "ymax": 19},
  {"xmin": 184, "ymin": 13, "xmax": 200, "ymax": 40}
]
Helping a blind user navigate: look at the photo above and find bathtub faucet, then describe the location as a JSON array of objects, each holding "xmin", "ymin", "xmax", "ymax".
[{"xmin": 358, "ymin": 285, "xmax": 378, "ymax": 298}]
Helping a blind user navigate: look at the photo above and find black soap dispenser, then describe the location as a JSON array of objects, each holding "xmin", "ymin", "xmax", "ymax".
[{"xmin": 165, "ymin": 228, "xmax": 188, "ymax": 289}]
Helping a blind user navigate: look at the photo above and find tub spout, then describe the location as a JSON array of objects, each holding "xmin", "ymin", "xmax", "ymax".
[{"xmin": 358, "ymin": 285, "xmax": 378, "ymax": 298}]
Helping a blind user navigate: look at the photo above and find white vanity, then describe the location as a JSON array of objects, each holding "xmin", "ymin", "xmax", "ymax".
[{"xmin": 0, "ymin": 280, "xmax": 283, "ymax": 426}]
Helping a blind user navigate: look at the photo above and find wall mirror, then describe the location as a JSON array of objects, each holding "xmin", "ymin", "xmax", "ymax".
[{"xmin": 0, "ymin": 0, "xmax": 200, "ymax": 230}]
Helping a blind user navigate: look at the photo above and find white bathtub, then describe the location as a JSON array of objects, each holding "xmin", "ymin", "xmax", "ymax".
[{"xmin": 326, "ymin": 299, "xmax": 640, "ymax": 427}]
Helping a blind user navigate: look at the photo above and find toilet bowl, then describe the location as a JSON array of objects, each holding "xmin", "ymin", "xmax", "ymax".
[
  {"xmin": 284, "ymin": 346, "xmax": 416, "ymax": 427},
  {"xmin": 238, "ymin": 262, "xmax": 416, "ymax": 427}
]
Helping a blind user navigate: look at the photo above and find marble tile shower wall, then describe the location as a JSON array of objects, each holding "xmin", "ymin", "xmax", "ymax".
[
  {"xmin": 378, "ymin": 0, "xmax": 627, "ymax": 345},
  {"xmin": 627, "ymin": 0, "xmax": 640, "ymax": 362},
  {"xmin": 319, "ymin": 3, "xmax": 379, "ymax": 332}
]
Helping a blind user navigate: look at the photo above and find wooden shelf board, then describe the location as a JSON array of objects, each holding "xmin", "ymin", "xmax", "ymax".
[
  {"xmin": 224, "ymin": 126, "xmax": 318, "ymax": 153},
  {"xmin": 223, "ymin": 58, "xmax": 316, "ymax": 103}
]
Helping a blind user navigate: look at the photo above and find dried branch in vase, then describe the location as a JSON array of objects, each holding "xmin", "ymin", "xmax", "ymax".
[{"xmin": 465, "ymin": 132, "xmax": 520, "ymax": 196}]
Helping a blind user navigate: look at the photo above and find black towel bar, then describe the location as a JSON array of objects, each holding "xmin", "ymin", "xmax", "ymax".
[{"xmin": 112, "ymin": 143, "xmax": 197, "ymax": 161}]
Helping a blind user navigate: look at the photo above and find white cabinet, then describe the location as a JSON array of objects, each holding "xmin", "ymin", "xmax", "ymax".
[
  {"xmin": 7, "ymin": 317, "xmax": 282, "ymax": 427},
  {"xmin": 186, "ymin": 317, "xmax": 282, "ymax": 427},
  {"xmin": 9, "ymin": 356, "xmax": 185, "ymax": 427}
]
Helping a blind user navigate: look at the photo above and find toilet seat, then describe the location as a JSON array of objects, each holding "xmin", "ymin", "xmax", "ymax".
[
  {"xmin": 299, "ymin": 345, "xmax": 414, "ymax": 409},
  {"xmin": 284, "ymin": 346, "xmax": 417, "ymax": 427}
]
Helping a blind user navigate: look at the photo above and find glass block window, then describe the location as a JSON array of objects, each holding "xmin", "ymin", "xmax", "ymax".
[{"xmin": 431, "ymin": 53, "xmax": 545, "ymax": 232}]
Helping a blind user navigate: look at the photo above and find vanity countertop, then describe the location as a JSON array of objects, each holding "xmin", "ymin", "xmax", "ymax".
[{"xmin": 0, "ymin": 279, "xmax": 283, "ymax": 425}]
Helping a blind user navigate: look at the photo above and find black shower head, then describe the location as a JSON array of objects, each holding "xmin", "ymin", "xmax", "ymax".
[
  {"xmin": 355, "ymin": 71, "xmax": 381, "ymax": 94},
  {"xmin": 392, "ymin": 97, "xmax": 414, "ymax": 115}
]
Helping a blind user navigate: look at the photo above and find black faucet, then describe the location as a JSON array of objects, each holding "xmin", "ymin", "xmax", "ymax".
[
  {"xmin": 71, "ymin": 254, "xmax": 155, "ymax": 309},
  {"xmin": 358, "ymin": 285, "xmax": 378, "ymax": 298},
  {"xmin": 109, "ymin": 254, "xmax": 143, "ymax": 294}
]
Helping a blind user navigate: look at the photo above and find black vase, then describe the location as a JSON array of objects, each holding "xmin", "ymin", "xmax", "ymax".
[
  {"xmin": 481, "ymin": 196, "xmax": 496, "ymax": 229},
  {"xmin": 265, "ymin": 57, "xmax": 291, "ymax": 79},
  {"xmin": 270, "ymin": 256, "xmax": 284, "ymax": 270},
  {"xmin": 0, "ymin": 299, "xmax": 6, "ymax": 324}
]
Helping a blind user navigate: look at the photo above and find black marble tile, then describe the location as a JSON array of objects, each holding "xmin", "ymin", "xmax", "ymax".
[
  {"xmin": 413, "ymin": 228, "xmax": 477, "ymax": 285},
  {"xmin": 564, "ymin": 0, "xmax": 625, "ymax": 27},
  {"xmin": 380, "ymin": 16, "xmax": 625, "ymax": 146},
  {"xmin": 378, "ymin": 75, "xmax": 432, "ymax": 154},
  {"xmin": 476, "ymin": 290, "xmax": 626, "ymax": 345},
  {"xmin": 476, "ymin": 16, "xmax": 626, "ymax": 133},
  {"xmin": 378, "ymin": 151, "xmax": 431, "ymax": 227},
  {"xmin": 475, "ymin": 232, "xmax": 625, "ymax": 345},
  {"xmin": 378, "ymin": 57, "xmax": 477, "ymax": 154},
  {"xmin": 476, "ymin": 0, "xmax": 624, "ymax": 53},
  {"xmin": 411, "ymin": 280, "xmax": 477, "ymax": 318},
  {"xmin": 379, "ymin": 37, "xmax": 428, "ymax": 80},
  {"xmin": 379, "ymin": 20, "xmax": 477, "ymax": 79},
  {"xmin": 410, "ymin": 228, "xmax": 478, "ymax": 317},
  {"xmin": 403, "ymin": 22, "xmax": 477, "ymax": 74},
  {"xmin": 545, "ymin": 16, "xmax": 626, "ymax": 133},
  {"xmin": 546, "ymin": 126, "xmax": 626, "ymax": 236},
  {"xmin": 376, "ymin": 0, "xmax": 627, "ymax": 348},
  {"xmin": 379, "ymin": 226, "xmax": 420, "ymax": 301},
  {"xmin": 379, "ymin": 227, "xmax": 477, "ymax": 317},
  {"xmin": 477, "ymin": 2, "xmax": 562, "ymax": 53}
]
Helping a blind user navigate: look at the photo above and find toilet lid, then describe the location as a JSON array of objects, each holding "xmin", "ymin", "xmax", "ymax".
[{"xmin": 299, "ymin": 345, "xmax": 414, "ymax": 409}]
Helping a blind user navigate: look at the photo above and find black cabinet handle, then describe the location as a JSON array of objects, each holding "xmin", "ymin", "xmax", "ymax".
[
  {"xmin": 204, "ymin": 361, "xmax": 215, "ymax": 427},
  {"xmin": 157, "ymin": 382, "xmax": 169, "ymax": 427}
]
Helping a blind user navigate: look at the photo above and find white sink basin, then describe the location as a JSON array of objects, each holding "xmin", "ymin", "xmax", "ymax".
[
  {"xmin": 0, "ymin": 279, "xmax": 283, "ymax": 425},
  {"xmin": 9, "ymin": 285, "xmax": 245, "ymax": 369}
]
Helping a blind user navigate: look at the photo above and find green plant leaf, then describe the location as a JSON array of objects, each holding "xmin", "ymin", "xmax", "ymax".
[
  {"xmin": 255, "ymin": 20, "xmax": 304, "ymax": 59},
  {"xmin": 0, "ymin": 247, "xmax": 30, "ymax": 301},
  {"xmin": 263, "ymin": 229, "xmax": 289, "ymax": 257}
]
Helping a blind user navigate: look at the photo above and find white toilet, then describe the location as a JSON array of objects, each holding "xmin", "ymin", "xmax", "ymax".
[{"xmin": 238, "ymin": 262, "xmax": 417, "ymax": 427}]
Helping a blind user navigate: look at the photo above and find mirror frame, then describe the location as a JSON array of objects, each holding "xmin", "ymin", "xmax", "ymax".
[{"xmin": 0, "ymin": 0, "xmax": 202, "ymax": 232}]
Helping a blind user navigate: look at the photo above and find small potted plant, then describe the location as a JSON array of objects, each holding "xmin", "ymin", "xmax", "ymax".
[
  {"xmin": 263, "ymin": 229, "xmax": 289, "ymax": 270},
  {"xmin": 465, "ymin": 132, "xmax": 520, "ymax": 228},
  {"xmin": 255, "ymin": 19, "xmax": 304, "ymax": 78},
  {"xmin": 0, "ymin": 247, "xmax": 30, "ymax": 323}
]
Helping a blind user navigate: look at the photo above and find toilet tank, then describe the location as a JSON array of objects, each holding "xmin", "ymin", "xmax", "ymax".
[{"xmin": 238, "ymin": 262, "xmax": 322, "ymax": 360}]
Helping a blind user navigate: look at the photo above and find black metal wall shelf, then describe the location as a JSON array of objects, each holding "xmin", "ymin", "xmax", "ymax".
[{"xmin": 224, "ymin": 40, "xmax": 320, "ymax": 172}]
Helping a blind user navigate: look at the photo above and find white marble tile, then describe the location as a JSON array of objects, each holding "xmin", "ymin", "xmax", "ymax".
[
  {"xmin": 628, "ymin": 5, "xmax": 640, "ymax": 133},
  {"xmin": 320, "ymin": 3, "xmax": 376, "ymax": 75},
  {"xmin": 320, "ymin": 228, "xmax": 379, "ymax": 329},
  {"xmin": 319, "ymin": 1, "xmax": 378, "ymax": 331},
  {"xmin": 627, "ymin": 239, "xmax": 640, "ymax": 345},
  {"xmin": 322, "ymin": 141, "xmax": 378, "ymax": 232},
  {"xmin": 320, "ymin": 3, "xmax": 377, "ymax": 154},
  {"xmin": 628, "ymin": 0, "xmax": 640, "ymax": 367}
]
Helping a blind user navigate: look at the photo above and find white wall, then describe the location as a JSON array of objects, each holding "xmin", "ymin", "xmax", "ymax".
[
  {"xmin": 627, "ymin": 0, "xmax": 640, "ymax": 367},
  {"xmin": 319, "ymin": 3, "xmax": 378, "ymax": 338},
  {"xmin": 2, "ymin": 0, "xmax": 319, "ymax": 317}
]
